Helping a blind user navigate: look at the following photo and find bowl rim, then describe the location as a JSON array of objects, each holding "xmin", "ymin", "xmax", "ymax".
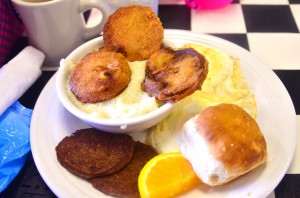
[{"xmin": 56, "ymin": 37, "xmax": 175, "ymax": 127}]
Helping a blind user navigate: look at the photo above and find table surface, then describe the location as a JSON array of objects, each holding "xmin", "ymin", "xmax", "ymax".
[{"xmin": 1, "ymin": 0, "xmax": 300, "ymax": 197}]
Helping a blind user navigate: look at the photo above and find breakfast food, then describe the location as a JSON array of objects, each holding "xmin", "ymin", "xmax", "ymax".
[
  {"xmin": 55, "ymin": 128, "xmax": 135, "ymax": 179},
  {"xmin": 57, "ymin": 3, "xmax": 267, "ymax": 195},
  {"xmin": 138, "ymin": 152, "xmax": 201, "ymax": 198},
  {"xmin": 142, "ymin": 48, "xmax": 208, "ymax": 102},
  {"xmin": 65, "ymin": 59, "xmax": 159, "ymax": 119},
  {"xmin": 103, "ymin": 5, "xmax": 164, "ymax": 61},
  {"xmin": 90, "ymin": 142, "xmax": 158, "ymax": 198},
  {"xmin": 70, "ymin": 50, "xmax": 131, "ymax": 103},
  {"xmin": 147, "ymin": 43, "xmax": 257, "ymax": 153},
  {"xmin": 179, "ymin": 103, "xmax": 267, "ymax": 186},
  {"xmin": 56, "ymin": 129, "xmax": 159, "ymax": 197}
]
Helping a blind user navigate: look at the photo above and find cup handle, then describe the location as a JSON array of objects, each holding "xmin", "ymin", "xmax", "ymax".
[{"xmin": 79, "ymin": 0, "xmax": 108, "ymax": 40}]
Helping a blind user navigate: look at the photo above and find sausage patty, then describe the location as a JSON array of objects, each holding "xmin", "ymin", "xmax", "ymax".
[
  {"xmin": 90, "ymin": 142, "xmax": 158, "ymax": 198},
  {"xmin": 55, "ymin": 128, "xmax": 135, "ymax": 179}
]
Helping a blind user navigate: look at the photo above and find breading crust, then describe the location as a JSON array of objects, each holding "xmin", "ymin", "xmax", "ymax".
[
  {"xmin": 103, "ymin": 5, "xmax": 164, "ymax": 61},
  {"xmin": 142, "ymin": 48, "xmax": 208, "ymax": 102},
  {"xmin": 70, "ymin": 51, "xmax": 131, "ymax": 103}
]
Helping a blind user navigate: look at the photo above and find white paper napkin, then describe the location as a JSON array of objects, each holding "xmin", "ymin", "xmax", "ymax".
[{"xmin": 0, "ymin": 46, "xmax": 45, "ymax": 115}]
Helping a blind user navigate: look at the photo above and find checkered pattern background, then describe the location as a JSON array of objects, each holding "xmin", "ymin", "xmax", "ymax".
[
  {"xmin": 1, "ymin": 0, "xmax": 299, "ymax": 197},
  {"xmin": 158, "ymin": 0, "xmax": 300, "ymax": 197}
]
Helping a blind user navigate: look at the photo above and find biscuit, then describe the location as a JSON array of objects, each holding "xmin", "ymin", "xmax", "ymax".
[{"xmin": 179, "ymin": 103, "xmax": 267, "ymax": 186}]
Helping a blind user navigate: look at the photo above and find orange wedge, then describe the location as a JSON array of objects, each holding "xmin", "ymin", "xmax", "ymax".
[{"xmin": 138, "ymin": 152, "xmax": 201, "ymax": 198}]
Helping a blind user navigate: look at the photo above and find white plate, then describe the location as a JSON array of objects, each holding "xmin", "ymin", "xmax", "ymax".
[{"xmin": 30, "ymin": 30, "xmax": 297, "ymax": 198}]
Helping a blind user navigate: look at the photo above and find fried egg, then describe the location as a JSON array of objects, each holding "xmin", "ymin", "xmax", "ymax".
[{"xmin": 147, "ymin": 43, "xmax": 257, "ymax": 153}]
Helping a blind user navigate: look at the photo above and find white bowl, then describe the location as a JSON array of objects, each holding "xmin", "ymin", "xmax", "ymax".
[{"xmin": 56, "ymin": 37, "xmax": 175, "ymax": 133}]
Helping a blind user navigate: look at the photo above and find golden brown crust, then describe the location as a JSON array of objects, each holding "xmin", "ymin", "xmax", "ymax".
[
  {"xmin": 103, "ymin": 5, "xmax": 164, "ymax": 61},
  {"xmin": 55, "ymin": 128, "xmax": 135, "ymax": 179},
  {"xmin": 70, "ymin": 50, "xmax": 131, "ymax": 103},
  {"xmin": 195, "ymin": 104, "xmax": 267, "ymax": 177},
  {"xmin": 90, "ymin": 142, "xmax": 158, "ymax": 198},
  {"xmin": 141, "ymin": 48, "xmax": 208, "ymax": 103}
]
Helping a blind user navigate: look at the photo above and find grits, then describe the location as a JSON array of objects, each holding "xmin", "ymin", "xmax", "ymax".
[
  {"xmin": 64, "ymin": 59, "xmax": 159, "ymax": 119},
  {"xmin": 147, "ymin": 43, "xmax": 257, "ymax": 153}
]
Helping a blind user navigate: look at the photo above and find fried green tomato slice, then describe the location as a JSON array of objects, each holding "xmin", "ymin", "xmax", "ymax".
[
  {"xmin": 70, "ymin": 51, "xmax": 131, "ymax": 103},
  {"xmin": 103, "ymin": 5, "xmax": 164, "ymax": 61},
  {"xmin": 141, "ymin": 48, "xmax": 208, "ymax": 103}
]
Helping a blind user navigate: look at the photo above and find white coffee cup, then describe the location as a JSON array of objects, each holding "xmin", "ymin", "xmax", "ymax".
[{"xmin": 11, "ymin": 0, "xmax": 108, "ymax": 66}]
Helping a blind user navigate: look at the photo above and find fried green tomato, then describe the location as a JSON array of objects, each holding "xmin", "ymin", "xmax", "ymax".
[
  {"xmin": 103, "ymin": 5, "xmax": 164, "ymax": 61},
  {"xmin": 142, "ymin": 48, "xmax": 208, "ymax": 103},
  {"xmin": 70, "ymin": 51, "xmax": 131, "ymax": 103}
]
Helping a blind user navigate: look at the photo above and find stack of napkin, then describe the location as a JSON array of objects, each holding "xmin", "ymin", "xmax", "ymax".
[
  {"xmin": 0, "ymin": 46, "xmax": 44, "ymax": 115},
  {"xmin": 0, "ymin": 46, "xmax": 44, "ymax": 192}
]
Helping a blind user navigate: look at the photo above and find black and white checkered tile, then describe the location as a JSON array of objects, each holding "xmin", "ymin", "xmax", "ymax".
[{"xmin": 159, "ymin": 0, "xmax": 300, "ymax": 197}]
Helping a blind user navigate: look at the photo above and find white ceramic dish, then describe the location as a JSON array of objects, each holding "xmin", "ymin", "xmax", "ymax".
[
  {"xmin": 31, "ymin": 30, "xmax": 297, "ymax": 198},
  {"xmin": 56, "ymin": 38, "xmax": 174, "ymax": 133}
]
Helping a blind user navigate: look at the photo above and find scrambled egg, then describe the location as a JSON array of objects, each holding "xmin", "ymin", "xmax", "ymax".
[
  {"xmin": 66, "ymin": 60, "xmax": 159, "ymax": 119},
  {"xmin": 147, "ymin": 43, "xmax": 257, "ymax": 153}
]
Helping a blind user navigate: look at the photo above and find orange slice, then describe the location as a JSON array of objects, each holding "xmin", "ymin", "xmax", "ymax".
[{"xmin": 138, "ymin": 152, "xmax": 201, "ymax": 198}]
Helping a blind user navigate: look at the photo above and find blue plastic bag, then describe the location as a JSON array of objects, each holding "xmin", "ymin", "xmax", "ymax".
[{"xmin": 0, "ymin": 101, "xmax": 32, "ymax": 192}]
